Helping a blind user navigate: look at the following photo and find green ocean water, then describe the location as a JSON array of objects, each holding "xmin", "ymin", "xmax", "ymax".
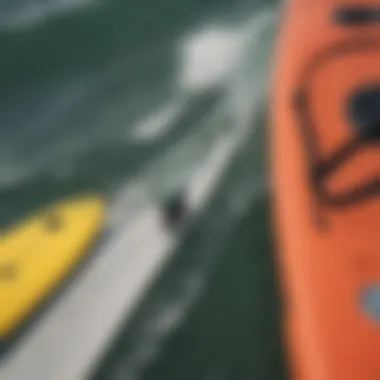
[
  {"xmin": 0, "ymin": 0, "xmax": 271, "ymax": 225},
  {"xmin": 0, "ymin": 0, "xmax": 287, "ymax": 378}
]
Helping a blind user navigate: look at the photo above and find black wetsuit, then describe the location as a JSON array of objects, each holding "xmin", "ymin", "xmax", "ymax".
[{"xmin": 162, "ymin": 192, "xmax": 187, "ymax": 230}]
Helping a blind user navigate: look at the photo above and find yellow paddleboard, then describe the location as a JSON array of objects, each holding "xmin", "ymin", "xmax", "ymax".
[{"xmin": 0, "ymin": 195, "xmax": 105, "ymax": 338}]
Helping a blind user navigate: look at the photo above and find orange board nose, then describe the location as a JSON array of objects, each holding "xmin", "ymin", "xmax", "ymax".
[{"xmin": 270, "ymin": 2, "xmax": 380, "ymax": 380}]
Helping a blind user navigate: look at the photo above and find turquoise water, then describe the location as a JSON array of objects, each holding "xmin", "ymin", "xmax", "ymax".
[{"xmin": 0, "ymin": 0, "xmax": 286, "ymax": 378}]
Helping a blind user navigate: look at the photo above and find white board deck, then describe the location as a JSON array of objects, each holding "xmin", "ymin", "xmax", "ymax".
[{"xmin": 0, "ymin": 136, "xmax": 239, "ymax": 380}]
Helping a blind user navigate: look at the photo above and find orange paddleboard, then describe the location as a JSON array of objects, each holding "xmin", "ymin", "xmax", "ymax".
[{"xmin": 271, "ymin": 1, "xmax": 380, "ymax": 379}]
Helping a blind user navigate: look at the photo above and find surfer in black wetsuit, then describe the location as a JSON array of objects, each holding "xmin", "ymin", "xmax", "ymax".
[{"xmin": 161, "ymin": 190, "xmax": 188, "ymax": 230}]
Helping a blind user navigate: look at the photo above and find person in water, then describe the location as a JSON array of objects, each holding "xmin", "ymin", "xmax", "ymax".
[{"xmin": 162, "ymin": 190, "xmax": 188, "ymax": 230}]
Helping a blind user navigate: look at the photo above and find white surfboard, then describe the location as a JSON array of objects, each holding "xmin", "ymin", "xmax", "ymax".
[{"xmin": 0, "ymin": 133, "xmax": 243, "ymax": 380}]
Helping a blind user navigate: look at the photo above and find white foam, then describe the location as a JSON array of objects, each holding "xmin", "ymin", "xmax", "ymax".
[
  {"xmin": 178, "ymin": 25, "xmax": 247, "ymax": 93},
  {"xmin": 129, "ymin": 101, "xmax": 184, "ymax": 141},
  {"xmin": 0, "ymin": 0, "xmax": 101, "ymax": 30}
]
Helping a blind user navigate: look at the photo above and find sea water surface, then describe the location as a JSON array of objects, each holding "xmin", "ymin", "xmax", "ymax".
[{"xmin": 0, "ymin": 0, "xmax": 286, "ymax": 378}]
